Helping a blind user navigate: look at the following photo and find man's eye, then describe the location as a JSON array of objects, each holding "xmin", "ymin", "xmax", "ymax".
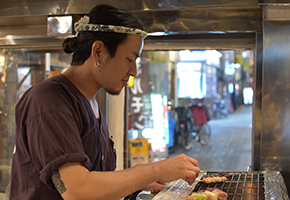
[{"xmin": 128, "ymin": 58, "xmax": 134, "ymax": 63}]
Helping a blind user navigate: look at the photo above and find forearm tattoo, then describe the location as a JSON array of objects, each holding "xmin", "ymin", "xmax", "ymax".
[{"xmin": 52, "ymin": 170, "xmax": 67, "ymax": 195}]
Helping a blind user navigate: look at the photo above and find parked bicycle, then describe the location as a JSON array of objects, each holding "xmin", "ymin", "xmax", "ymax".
[
  {"xmin": 189, "ymin": 104, "xmax": 211, "ymax": 145},
  {"xmin": 175, "ymin": 106, "xmax": 194, "ymax": 150},
  {"xmin": 213, "ymin": 94, "xmax": 229, "ymax": 118},
  {"xmin": 175, "ymin": 104, "xmax": 211, "ymax": 150}
]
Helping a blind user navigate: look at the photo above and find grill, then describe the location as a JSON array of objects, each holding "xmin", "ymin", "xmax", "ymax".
[
  {"xmin": 193, "ymin": 171, "xmax": 265, "ymax": 200},
  {"xmin": 152, "ymin": 170, "xmax": 289, "ymax": 200}
]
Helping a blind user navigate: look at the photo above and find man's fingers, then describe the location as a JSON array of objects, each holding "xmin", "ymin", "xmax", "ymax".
[
  {"xmin": 188, "ymin": 156, "xmax": 199, "ymax": 167},
  {"xmin": 178, "ymin": 154, "xmax": 199, "ymax": 167},
  {"xmin": 183, "ymin": 167, "xmax": 200, "ymax": 185}
]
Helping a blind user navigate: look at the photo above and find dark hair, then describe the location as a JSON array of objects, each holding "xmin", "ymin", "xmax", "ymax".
[{"xmin": 62, "ymin": 4, "xmax": 146, "ymax": 65}]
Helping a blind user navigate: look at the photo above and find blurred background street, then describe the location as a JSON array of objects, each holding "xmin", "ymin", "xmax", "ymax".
[{"xmin": 169, "ymin": 105, "xmax": 252, "ymax": 172}]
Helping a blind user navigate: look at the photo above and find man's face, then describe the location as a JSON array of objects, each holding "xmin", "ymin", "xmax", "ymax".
[{"xmin": 98, "ymin": 35, "xmax": 144, "ymax": 95}]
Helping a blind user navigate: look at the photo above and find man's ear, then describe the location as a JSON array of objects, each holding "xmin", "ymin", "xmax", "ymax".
[{"xmin": 91, "ymin": 40, "xmax": 104, "ymax": 59}]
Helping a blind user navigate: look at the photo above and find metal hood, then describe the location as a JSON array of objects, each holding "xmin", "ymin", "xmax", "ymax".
[
  {"xmin": 0, "ymin": 0, "xmax": 262, "ymax": 17},
  {"xmin": 0, "ymin": 0, "xmax": 263, "ymax": 50}
]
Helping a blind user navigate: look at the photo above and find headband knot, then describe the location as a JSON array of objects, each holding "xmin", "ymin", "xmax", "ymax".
[
  {"xmin": 74, "ymin": 15, "xmax": 147, "ymax": 39},
  {"xmin": 75, "ymin": 15, "xmax": 90, "ymax": 29}
]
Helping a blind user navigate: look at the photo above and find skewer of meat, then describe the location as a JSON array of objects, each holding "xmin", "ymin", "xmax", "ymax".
[
  {"xmin": 195, "ymin": 176, "xmax": 227, "ymax": 184},
  {"xmin": 178, "ymin": 188, "xmax": 227, "ymax": 200},
  {"xmin": 206, "ymin": 188, "xmax": 228, "ymax": 200}
]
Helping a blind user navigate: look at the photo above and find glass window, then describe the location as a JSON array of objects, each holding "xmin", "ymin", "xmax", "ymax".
[{"xmin": 0, "ymin": 50, "xmax": 70, "ymax": 191}]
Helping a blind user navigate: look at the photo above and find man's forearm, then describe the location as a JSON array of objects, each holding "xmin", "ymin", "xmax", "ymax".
[
  {"xmin": 57, "ymin": 162, "xmax": 160, "ymax": 200},
  {"xmin": 55, "ymin": 154, "xmax": 200, "ymax": 200}
]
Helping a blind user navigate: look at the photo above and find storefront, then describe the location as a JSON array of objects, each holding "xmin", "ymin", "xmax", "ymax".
[
  {"xmin": 126, "ymin": 49, "xmax": 253, "ymax": 167},
  {"xmin": 127, "ymin": 51, "xmax": 171, "ymax": 164}
]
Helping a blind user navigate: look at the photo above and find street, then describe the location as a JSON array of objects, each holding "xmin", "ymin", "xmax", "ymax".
[{"xmin": 169, "ymin": 105, "xmax": 252, "ymax": 172}]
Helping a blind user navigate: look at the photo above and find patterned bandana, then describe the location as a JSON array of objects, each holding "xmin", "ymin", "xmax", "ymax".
[{"xmin": 74, "ymin": 15, "xmax": 147, "ymax": 38}]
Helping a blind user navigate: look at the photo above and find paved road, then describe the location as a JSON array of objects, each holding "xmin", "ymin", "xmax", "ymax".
[{"xmin": 169, "ymin": 105, "xmax": 252, "ymax": 172}]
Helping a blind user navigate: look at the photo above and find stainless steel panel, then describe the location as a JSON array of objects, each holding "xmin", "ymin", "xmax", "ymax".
[
  {"xmin": 0, "ymin": 0, "xmax": 261, "ymax": 48},
  {"xmin": 252, "ymin": 32, "xmax": 263, "ymax": 171},
  {"xmin": 0, "ymin": 8, "xmax": 262, "ymax": 34},
  {"xmin": 263, "ymin": 5, "xmax": 290, "ymax": 20},
  {"xmin": 0, "ymin": 15, "xmax": 60, "ymax": 48},
  {"xmin": 0, "ymin": 0, "xmax": 260, "ymax": 17},
  {"xmin": 0, "ymin": 38, "xmax": 63, "ymax": 50},
  {"xmin": 261, "ymin": 20, "xmax": 290, "ymax": 195},
  {"xmin": 144, "ymin": 33, "xmax": 256, "ymax": 51},
  {"xmin": 0, "ymin": 6, "xmax": 262, "ymax": 48},
  {"xmin": 259, "ymin": 0, "xmax": 290, "ymax": 4},
  {"xmin": 68, "ymin": 0, "xmax": 260, "ymax": 13},
  {"xmin": 0, "ymin": 0, "xmax": 72, "ymax": 16},
  {"xmin": 0, "ymin": 25, "xmax": 46, "ymax": 39},
  {"xmin": 137, "ymin": 9, "xmax": 262, "ymax": 33}
]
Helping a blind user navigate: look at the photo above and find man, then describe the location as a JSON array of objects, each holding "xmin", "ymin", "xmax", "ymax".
[{"xmin": 10, "ymin": 4, "xmax": 200, "ymax": 200}]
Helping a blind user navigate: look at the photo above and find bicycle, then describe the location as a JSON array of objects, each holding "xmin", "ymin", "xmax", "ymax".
[
  {"xmin": 175, "ymin": 105, "xmax": 211, "ymax": 150},
  {"xmin": 189, "ymin": 104, "xmax": 211, "ymax": 145}
]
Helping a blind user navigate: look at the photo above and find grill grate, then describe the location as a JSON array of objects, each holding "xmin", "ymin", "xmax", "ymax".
[{"xmin": 193, "ymin": 171, "xmax": 265, "ymax": 200}]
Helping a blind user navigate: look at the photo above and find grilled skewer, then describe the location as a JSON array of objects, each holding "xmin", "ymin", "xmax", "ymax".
[{"xmin": 195, "ymin": 176, "xmax": 227, "ymax": 184}]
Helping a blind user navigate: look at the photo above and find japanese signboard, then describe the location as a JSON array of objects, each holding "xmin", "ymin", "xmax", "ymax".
[{"xmin": 128, "ymin": 53, "xmax": 152, "ymax": 130}]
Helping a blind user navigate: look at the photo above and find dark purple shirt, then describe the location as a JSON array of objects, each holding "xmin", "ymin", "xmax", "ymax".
[{"xmin": 10, "ymin": 74, "xmax": 116, "ymax": 200}]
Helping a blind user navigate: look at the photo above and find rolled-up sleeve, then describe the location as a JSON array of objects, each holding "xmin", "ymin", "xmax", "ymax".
[{"xmin": 26, "ymin": 111, "xmax": 91, "ymax": 188}]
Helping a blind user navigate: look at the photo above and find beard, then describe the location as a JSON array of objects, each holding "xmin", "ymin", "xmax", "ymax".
[
  {"xmin": 105, "ymin": 87, "xmax": 123, "ymax": 96},
  {"xmin": 108, "ymin": 91, "xmax": 121, "ymax": 96}
]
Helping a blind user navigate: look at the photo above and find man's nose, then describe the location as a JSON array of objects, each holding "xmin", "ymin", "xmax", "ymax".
[{"xmin": 130, "ymin": 62, "xmax": 137, "ymax": 77}]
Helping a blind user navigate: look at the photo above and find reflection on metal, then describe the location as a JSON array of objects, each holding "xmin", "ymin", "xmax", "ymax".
[
  {"xmin": 47, "ymin": 16, "xmax": 73, "ymax": 36},
  {"xmin": 261, "ymin": 20, "xmax": 290, "ymax": 194},
  {"xmin": 68, "ymin": 0, "xmax": 260, "ymax": 13},
  {"xmin": 0, "ymin": 42, "xmax": 63, "ymax": 50},
  {"xmin": 0, "ymin": 0, "xmax": 72, "ymax": 16},
  {"xmin": 0, "ymin": 0, "xmax": 262, "ymax": 48},
  {"xmin": 137, "ymin": 9, "xmax": 262, "ymax": 33},
  {"xmin": 0, "ymin": 0, "xmax": 260, "ymax": 17},
  {"xmin": 144, "ymin": 33, "xmax": 256, "ymax": 51},
  {"xmin": 263, "ymin": 5, "xmax": 290, "ymax": 20},
  {"xmin": 252, "ymin": 32, "xmax": 263, "ymax": 171},
  {"xmin": 259, "ymin": 0, "xmax": 290, "ymax": 5}
]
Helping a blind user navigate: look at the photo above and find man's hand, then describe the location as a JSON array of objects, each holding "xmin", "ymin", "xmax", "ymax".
[
  {"xmin": 154, "ymin": 154, "xmax": 200, "ymax": 185},
  {"xmin": 141, "ymin": 181, "xmax": 166, "ymax": 195}
]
